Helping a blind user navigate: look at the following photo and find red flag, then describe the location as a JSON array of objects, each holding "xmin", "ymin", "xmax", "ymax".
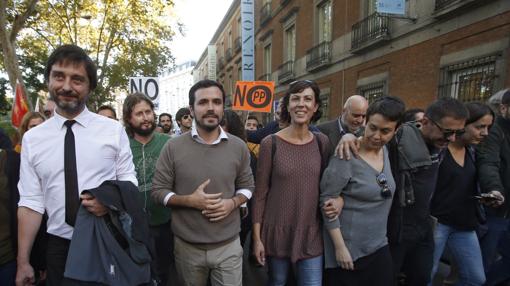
[{"xmin": 11, "ymin": 82, "xmax": 29, "ymax": 128}]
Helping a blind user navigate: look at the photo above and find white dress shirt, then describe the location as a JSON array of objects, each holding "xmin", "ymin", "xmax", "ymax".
[
  {"xmin": 163, "ymin": 125, "xmax": 252, "ymax": 205},
  {"xmin": 18, "ymin": 108, "xmax": 137, "ymax": 239}
]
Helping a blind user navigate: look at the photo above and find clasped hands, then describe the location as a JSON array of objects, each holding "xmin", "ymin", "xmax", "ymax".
[{"xmin": 189, "ymin": 179, "xmax": 237, "ymax": 222}]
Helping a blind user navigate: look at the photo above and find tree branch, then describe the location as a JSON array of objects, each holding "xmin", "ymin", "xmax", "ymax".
[
  {"xmin": 29, "ymin": 27, "xmax": 56, "ymax": 49},
  {"xmin": 95, "ymin": 1, "xmax": 110, "ymax": 65},
  {"xmin": 10, "ymin": 0, "xmax": 39, "ymax": 42},
  {"xmin": 47, "ymin": 1, "xmax": 74, "ymax": 43}
]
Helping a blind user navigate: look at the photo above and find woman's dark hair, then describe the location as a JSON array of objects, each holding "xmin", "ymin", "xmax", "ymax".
[
  {"xmin": 366, "ymin": 96, "xmax": 406, "ymax": 126},
  {"xmin": 465, "ymin": 102, "xmax": 495, "ymax": 126},
  {"xmin": 280, "ymin": 80, "xmax": 322, "ymax": 124},
  {"xmin": 221, "ymin": 110, "xmax": 246, "ymax": 141}
]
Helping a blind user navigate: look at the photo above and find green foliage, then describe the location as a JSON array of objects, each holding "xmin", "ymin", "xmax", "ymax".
[{"xmin": 3, "ymin": 0, "xmax": 177, "ymax": 108}]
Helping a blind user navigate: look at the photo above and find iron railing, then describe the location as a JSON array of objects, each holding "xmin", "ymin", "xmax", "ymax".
[
  {"xmin": 438, "ymin": 54, "xmax": 498, "ymax": 102},
  {"xmin": 306, "ymin": 41, "xmax": 331, "ymax": 71},
  {"xmin": 357, "ymin": 81, "xmax": 386, "ymax": 104},
  {"xmin": 260, "ymin": 2, "xmax": 272, "ymax": 26},
  {"xmin": 351, "ymin": 13, "xmax": 390, "ymax": 51},
  {"xmin": 278, "ymin": 60, "xmax": 295, "ymax": 83}
]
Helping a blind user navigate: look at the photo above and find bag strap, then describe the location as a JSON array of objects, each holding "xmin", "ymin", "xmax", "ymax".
[{"xmin": 312, "ymin": 132, "xmax": 326, "ymax": 176}]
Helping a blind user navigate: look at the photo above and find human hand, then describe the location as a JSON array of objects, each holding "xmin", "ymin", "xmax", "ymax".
[
  {"xmin": 335, "ymin": 246, "xmax": 354, "ymax": 270},
  {"xmin": 253, "ymin": 239, "xmax": 266, "ymax": 266},
  {"xmin": 323, "ymin": 197, "xmax": 344, "ymax": 221},
  {"xmin": 482, "ymin": 191, "xmax": 505, "ymax": 208},
  {"xmin": 15, "ymin": 262, "xmax": 35, "ymax": 286},
  {"xmin": 335, "ymin": 134, "xmax": 360, "ymax": 160},
  {"xmin": 202, "ymin": 198, "xmax": 236, "ymax": 222},
  {"xmin": 81, "ymin": 193, "xmax": 108, "ymax": 216},
  {"xmin": 188, "ymin": 179, "xmax": 222, "ymax": 210}
]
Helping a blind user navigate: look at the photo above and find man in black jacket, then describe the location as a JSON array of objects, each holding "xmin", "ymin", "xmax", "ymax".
[{"xmin": 477, "ymin": 89, "xmax": 509, "ymax": 285}]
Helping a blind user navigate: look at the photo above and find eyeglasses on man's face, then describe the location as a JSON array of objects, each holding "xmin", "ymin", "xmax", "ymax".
[
  {"xmin": 429, "ymin": 118, "xmax": 465, "ymax": 139},
  {"xmin": 376, "ymin": 173, "xmax": 392, "ymax": 199},
  {"xmin": 182, "ymin": 114, "xmax": 193, "ymax": 120}
]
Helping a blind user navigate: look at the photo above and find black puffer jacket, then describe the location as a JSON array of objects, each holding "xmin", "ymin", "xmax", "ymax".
[{"xmin": 476, "ymin": 116, "xmax": 510, "ymax": 218}]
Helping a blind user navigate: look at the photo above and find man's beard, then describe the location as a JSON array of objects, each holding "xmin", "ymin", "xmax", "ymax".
[
  {"xmin": 162, "ymin": 125, "xmax": 172, "ymax": 133},
  {"xmin": 195, "ymin": 114, "xmax": 222, "ymax": 132},
  {"xmin": 131, "ymin": 122, "xmax": 156, "ymax": 137},
  {"xmin": 50, "ymin": 90, "xmax": 87, "ymax": 114}
]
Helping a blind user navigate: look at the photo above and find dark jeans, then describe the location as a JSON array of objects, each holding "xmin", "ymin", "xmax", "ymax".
[
  {"xmin": 46, "ymin": 234, "xmax": 70, "ymax": 286},
  {"xmin": 484, "ymin": 217, "xmax": 510, "ymax": 286},
  {"xmin": 390, "ymin": 223, "xmax": 434, "ymax": 286},
  {"xmin": 325, "ymin": 245, "xmax": 393, "ymax": 286},
  {"xmin": 480, "ymin": 216, "xmax": 509, "ymax": 273},
  {"xmin": 0, "ymin": 260, "xmax": 16, "ymax": 286},
  {"xmin": 150, "ymin": 221, "xmax": 177, "ymax": 286}
]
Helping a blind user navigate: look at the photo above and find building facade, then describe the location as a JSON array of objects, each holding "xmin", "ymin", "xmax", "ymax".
[
  {"xmin": 159, "ymin": 61, "xmax": 196, "ymax": 116},
  {"xmin": 196, "ymin": 0, "xmax": 510, "ymax": 121}
]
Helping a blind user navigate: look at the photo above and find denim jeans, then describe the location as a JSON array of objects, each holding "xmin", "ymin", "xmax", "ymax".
[
  {"xmin": 479, "ymin": 216, "xmax": 509, "ymax": 273},
  {"xmin": 430, "ymin": 223, "xmax": 485, "ymax": 286},
  {"xmin": 267, "ymin": 255, "xmax": 323, "ymax": 286},
  {"xmin": 484, "ymin": 218, "xmax": 510, "ymax": 286}
]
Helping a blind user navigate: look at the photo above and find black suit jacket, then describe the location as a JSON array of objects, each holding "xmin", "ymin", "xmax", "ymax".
[{"xmin": 317, "ymin": 119, "xmax": 343, "ymax": 157}]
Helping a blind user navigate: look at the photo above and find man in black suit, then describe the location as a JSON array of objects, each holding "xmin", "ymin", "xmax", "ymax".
[{"xmin": 317, "ymin": 95, "xmax": 368, "ymax": 155}]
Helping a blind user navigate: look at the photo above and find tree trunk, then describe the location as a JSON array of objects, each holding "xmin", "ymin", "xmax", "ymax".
[
  {"xmin": 0, "ymin": 38, "xmax": 32, "ymax": 110},
  {"xmin": 0, "ymin": 0, "xmax": 39, "ymax": 111}
]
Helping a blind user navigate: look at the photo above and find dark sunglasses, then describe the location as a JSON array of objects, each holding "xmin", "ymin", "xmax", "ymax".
[
  {"xmin": 429, "ymin": 118, "xmax": 465, "ymax": 139},
  {"xmin": 376, "ymin": 173, "xmax": 392, "ymax": 199},
  {"xmin": 43, "ymin": 110, "xmax": 52, "ymax": 117},
  {"xmin": 182, "ymin": 114, "xmax": 193, "ymax": 120}
]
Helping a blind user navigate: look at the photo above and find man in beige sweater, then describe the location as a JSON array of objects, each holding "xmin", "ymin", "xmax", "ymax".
[{"xmin": 152, "ymin": 80, "xmax": 254, "ymax": 286}]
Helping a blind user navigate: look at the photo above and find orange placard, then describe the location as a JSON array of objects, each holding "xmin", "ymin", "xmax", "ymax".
[{"xmin": 232, "ymin": 81, "xmax": 274, "ymax": 113}]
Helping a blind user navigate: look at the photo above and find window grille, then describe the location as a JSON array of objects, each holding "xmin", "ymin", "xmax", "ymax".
[
  {"xmin": 358, "ymin": 81, "xmax": 386, "ymax": 103},
  {"xmin": 438, "ymin": 54, "xmax": 499, "ymax": 102}
]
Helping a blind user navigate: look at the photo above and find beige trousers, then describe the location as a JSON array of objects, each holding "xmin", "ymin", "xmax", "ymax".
[{"xmin": 174, "ymin": 236, "xmax": 243, "ymax": 286}]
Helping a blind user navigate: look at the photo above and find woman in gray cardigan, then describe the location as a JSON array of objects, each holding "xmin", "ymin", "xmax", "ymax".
[{"xmin": 320, "ymin": 96, "xmax": 405, "ymax": 286}]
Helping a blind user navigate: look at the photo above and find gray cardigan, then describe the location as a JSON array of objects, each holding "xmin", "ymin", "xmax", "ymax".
[{"xmin": 320, "ymin": 147, "xmax": 395, "ymax": 268}]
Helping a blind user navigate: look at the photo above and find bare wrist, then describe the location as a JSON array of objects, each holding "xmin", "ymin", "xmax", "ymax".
[{"xmin": 17, "ymin": 256, "xmax": 30, "ymax": 265}]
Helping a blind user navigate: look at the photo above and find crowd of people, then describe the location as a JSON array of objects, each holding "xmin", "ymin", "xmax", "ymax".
[{"xmin": 1, "ymin": 44, "xmax": 509, "ymax": 286}]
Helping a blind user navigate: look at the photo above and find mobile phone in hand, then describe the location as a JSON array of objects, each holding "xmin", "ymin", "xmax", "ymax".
[{"xmin": 473, "ymin": 193, "xmax": 501, "ymax": 202}]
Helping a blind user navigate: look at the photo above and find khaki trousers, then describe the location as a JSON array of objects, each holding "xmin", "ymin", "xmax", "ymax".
[{"xmin": 174, "ymin": 236, "xmax": 243, "ymax": 286}]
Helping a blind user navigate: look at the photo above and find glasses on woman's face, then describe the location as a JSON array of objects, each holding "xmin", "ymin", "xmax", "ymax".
[
  {"xmin": 376, "ymin": 173, "xmax": 392, "ymax": 199},
  {"xmin": 429, "ymin": 118, "xmax": 465, "ymax": 139},
  {"xmin": 182, "ymin": 114, "xmax": 193, "ymax": 120}
]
